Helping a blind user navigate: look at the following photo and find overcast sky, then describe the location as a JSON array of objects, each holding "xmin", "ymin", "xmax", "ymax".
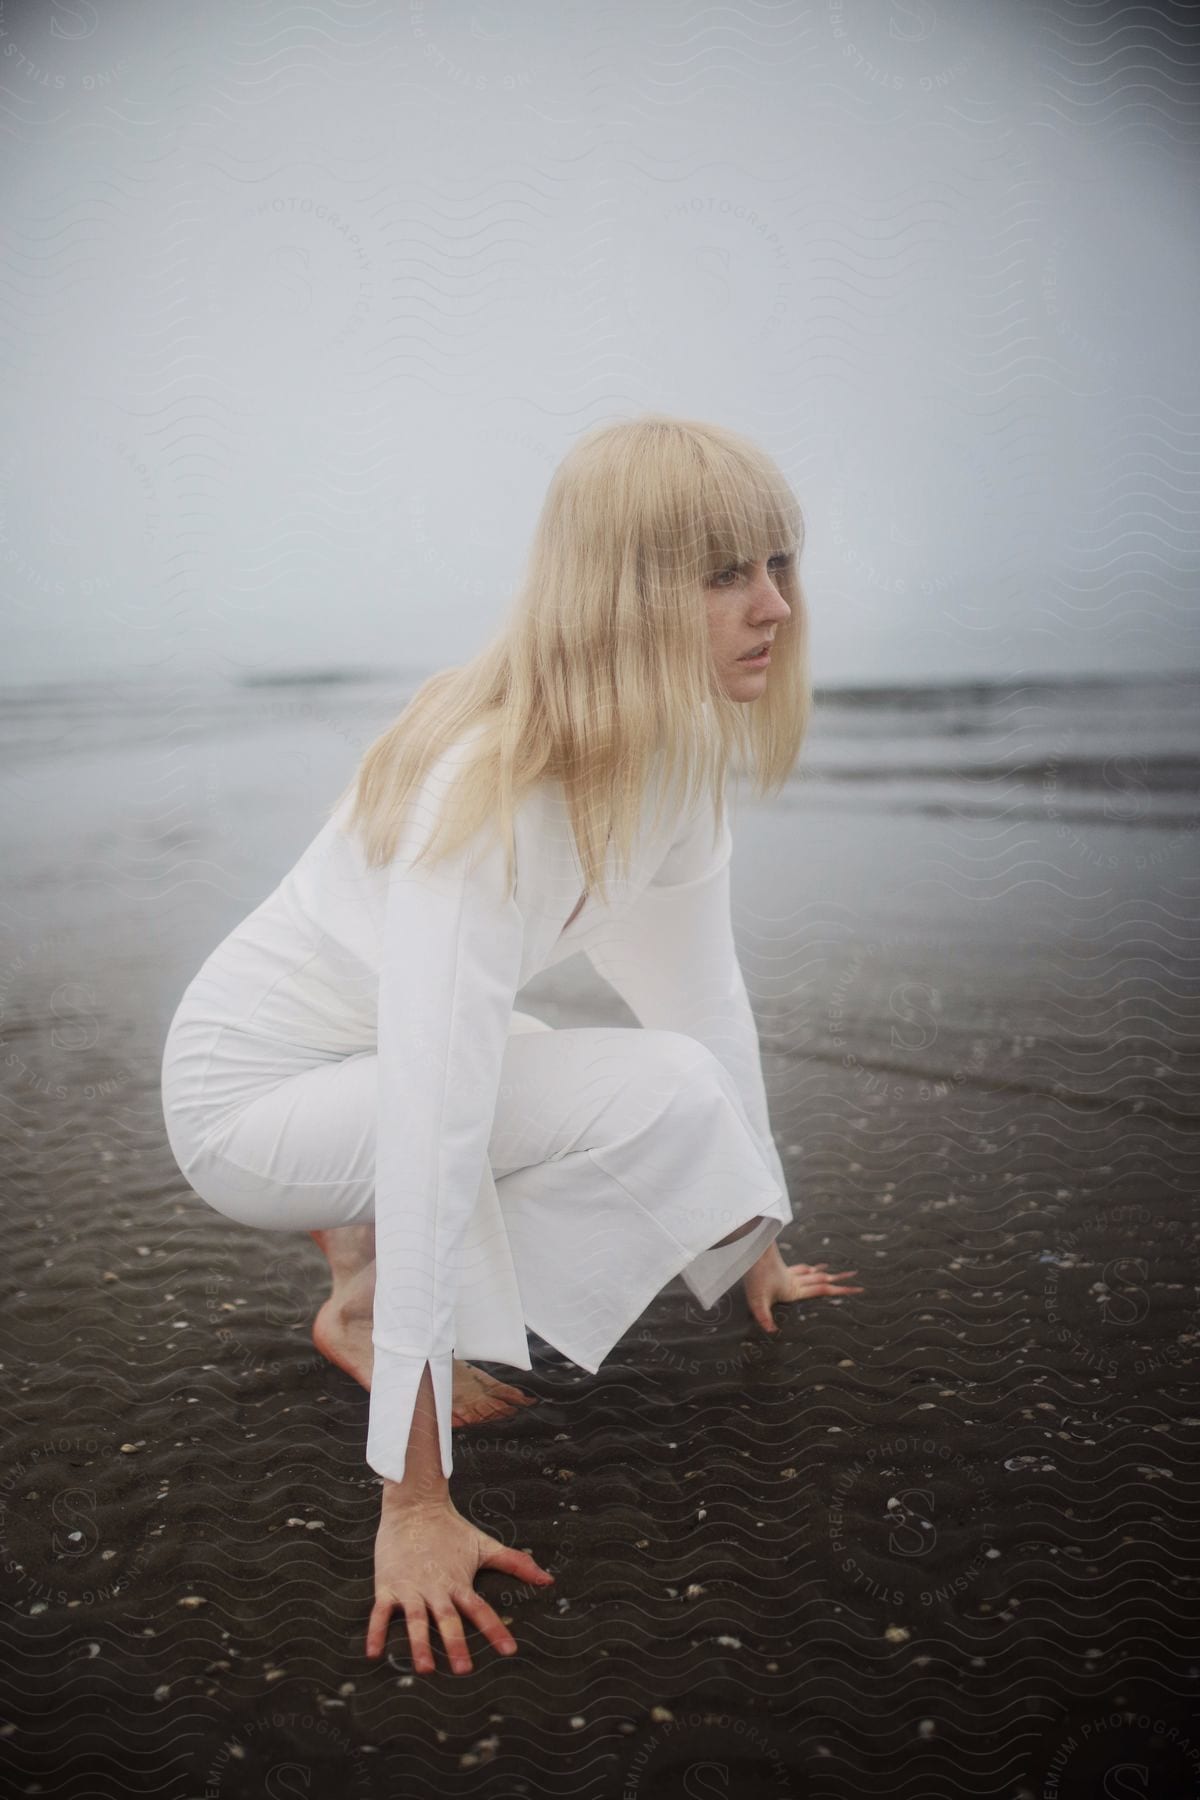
[{"xmin": 2, "ymin": 0, "xmax": 1198, "ymax": 690}]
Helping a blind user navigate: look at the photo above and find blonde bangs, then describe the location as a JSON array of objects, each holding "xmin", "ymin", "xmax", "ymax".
[{"xmin": 334, "ymin": 413, "xmax": 812, "ymax": 895}]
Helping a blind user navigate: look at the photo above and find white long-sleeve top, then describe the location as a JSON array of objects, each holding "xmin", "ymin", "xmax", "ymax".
[{"xmin": 164, "ymin": 723, "xmax": 792, "ymax": 1487}]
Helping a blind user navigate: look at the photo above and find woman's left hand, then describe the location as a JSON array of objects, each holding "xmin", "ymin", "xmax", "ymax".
[{"xmin": 742, "ymin": 1243, "xmax": 863, "ymax": 1334}]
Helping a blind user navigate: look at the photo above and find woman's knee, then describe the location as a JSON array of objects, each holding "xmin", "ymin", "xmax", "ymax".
[
  {"xmin": 634, "ymin": 1028, "xmax": 728, "ymax": 1086},
  {"xmin": 595, "ymin": 1030, "xmax": 738, "ymax": 1150},
  {"xmin": 176, "ymin": 1140, "xmax": 287, "ymax": 1230}
]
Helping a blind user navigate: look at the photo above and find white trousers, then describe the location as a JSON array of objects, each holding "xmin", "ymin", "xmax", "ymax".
[{"xmin": 161, "ymin": 1010, "xmax": 788, "ymax": 1369}]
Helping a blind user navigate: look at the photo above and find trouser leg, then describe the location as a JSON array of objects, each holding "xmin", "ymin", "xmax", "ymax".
[
  {"xmin": 712, "ymin": 1215, "xmax": 765, "ymax": 1247},
  {"xmin": 167, "ymin": 1019, "xmax": 787, "ymax": 1374},
  {"xmin": 485, "ymin": 1024, "xmax": 789, "ymax": 1369}
]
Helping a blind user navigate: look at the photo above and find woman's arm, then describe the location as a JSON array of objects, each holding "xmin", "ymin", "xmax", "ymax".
[
  {"xmin": 361, "ymin": 747, "xmax": 559, "ymax": 1670},
  {"xmin": 379, "ymin": 1357, "xmax": 449, "ymax": 1511},
  {"xmin": 583, "ymin": 787, "xmax": 792, "ymax": 1210},
  {"xmin": 583, "ymin": 786, "xmax": 864, "ymax": 1334},
  {"xmin": 366, "ymin": 1359, "xmax": 556, "ymax": 1671},
  {"xmin": 367, "ymin": 739, "xmax": 526, "ymax": 1489}
]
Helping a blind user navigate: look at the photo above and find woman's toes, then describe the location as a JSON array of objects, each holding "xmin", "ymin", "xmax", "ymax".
[
  {"xmin": 452, "ymin": 1364, "xmax": 539, "ymax": 1424},
  {"xmin": 495, "ymin": 1381, "xmax": 538, "ymax": 1407}
]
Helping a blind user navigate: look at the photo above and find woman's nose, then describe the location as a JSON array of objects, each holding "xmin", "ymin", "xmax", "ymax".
[{"xmin": 752, "ymin": 577, "xmax": 791, "ymax": 620}]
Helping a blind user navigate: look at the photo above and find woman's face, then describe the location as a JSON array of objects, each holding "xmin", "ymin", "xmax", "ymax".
[{"xmin": 704, "ymin": 552, "xmax": 793, "ymax": 699}]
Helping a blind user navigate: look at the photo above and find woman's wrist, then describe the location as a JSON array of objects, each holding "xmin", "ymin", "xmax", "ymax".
[
  {"xmin": 744, "ymin": 1239, "xmax": 783, "ymax": 1277},
  {"xmin": 381, "ymin": 1471, "xmax": 452, "ymax": 1513}
]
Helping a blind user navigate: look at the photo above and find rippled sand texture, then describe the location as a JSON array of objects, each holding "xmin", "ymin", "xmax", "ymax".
[{"xmin": 1, "ymin": 670, "xmax": 1198, "ymax": 1799}]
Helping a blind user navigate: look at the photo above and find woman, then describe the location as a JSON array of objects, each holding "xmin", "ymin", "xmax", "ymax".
[{"xmin": 159, "ymin": 413, "xmax": 862, "ymax": 1677}]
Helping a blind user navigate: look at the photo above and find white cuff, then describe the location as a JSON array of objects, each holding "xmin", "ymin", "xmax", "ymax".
[{"xmin": 366, "ymin": 1344, "xmax": 455, "ymax": 1485}]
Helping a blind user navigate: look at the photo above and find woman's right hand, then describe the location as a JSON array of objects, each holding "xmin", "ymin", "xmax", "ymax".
[{"xmin": 365, "ymin": 1493, "xmax": 556, "ymax": 1674}]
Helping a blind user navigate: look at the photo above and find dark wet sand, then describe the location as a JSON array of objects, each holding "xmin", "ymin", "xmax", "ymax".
[{"xmin": 2, "ymin": 672, "xmax": 1199, "ymax": 1799}]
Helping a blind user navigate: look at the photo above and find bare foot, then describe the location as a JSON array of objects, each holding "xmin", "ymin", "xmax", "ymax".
[
  {"xmin": 312, "ymin": 1257, "xmax": 376, "ymax": 1388},
  {"xmin": 309, "ymin": 1251, "xmax": 538, "ymax": 1427},
  {"xmin": 449, "ymin": 1362, "xmax": 540, "ymax": 1427},
  {"xmin": 308, "ymin": 1224, "xmax": 375, "ymax": 1281}
]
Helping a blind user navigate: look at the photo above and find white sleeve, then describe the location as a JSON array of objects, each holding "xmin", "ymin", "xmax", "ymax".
[
  {"xmin": 366, "ymin": 752, "xmax": 525, "ymax": 1487},
  {"xmin": 582, "ymin": 790, "xmax": 793, "ymax": 1289}
]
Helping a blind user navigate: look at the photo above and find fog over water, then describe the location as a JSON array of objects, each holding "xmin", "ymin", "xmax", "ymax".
[{"xmin": 2, "ymin": 0, "xmax": 1198, "ymax": 692}]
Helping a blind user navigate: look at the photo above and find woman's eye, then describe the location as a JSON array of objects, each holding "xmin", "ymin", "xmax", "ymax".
[{"xmin": 709, "ymin": 556, "xmax": 790, "ymax": 586}]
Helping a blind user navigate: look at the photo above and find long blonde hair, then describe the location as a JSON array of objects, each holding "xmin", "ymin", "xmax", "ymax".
[{"xmin": 334, "ymin": 412, "xmax": 811, "ymax": 902}]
